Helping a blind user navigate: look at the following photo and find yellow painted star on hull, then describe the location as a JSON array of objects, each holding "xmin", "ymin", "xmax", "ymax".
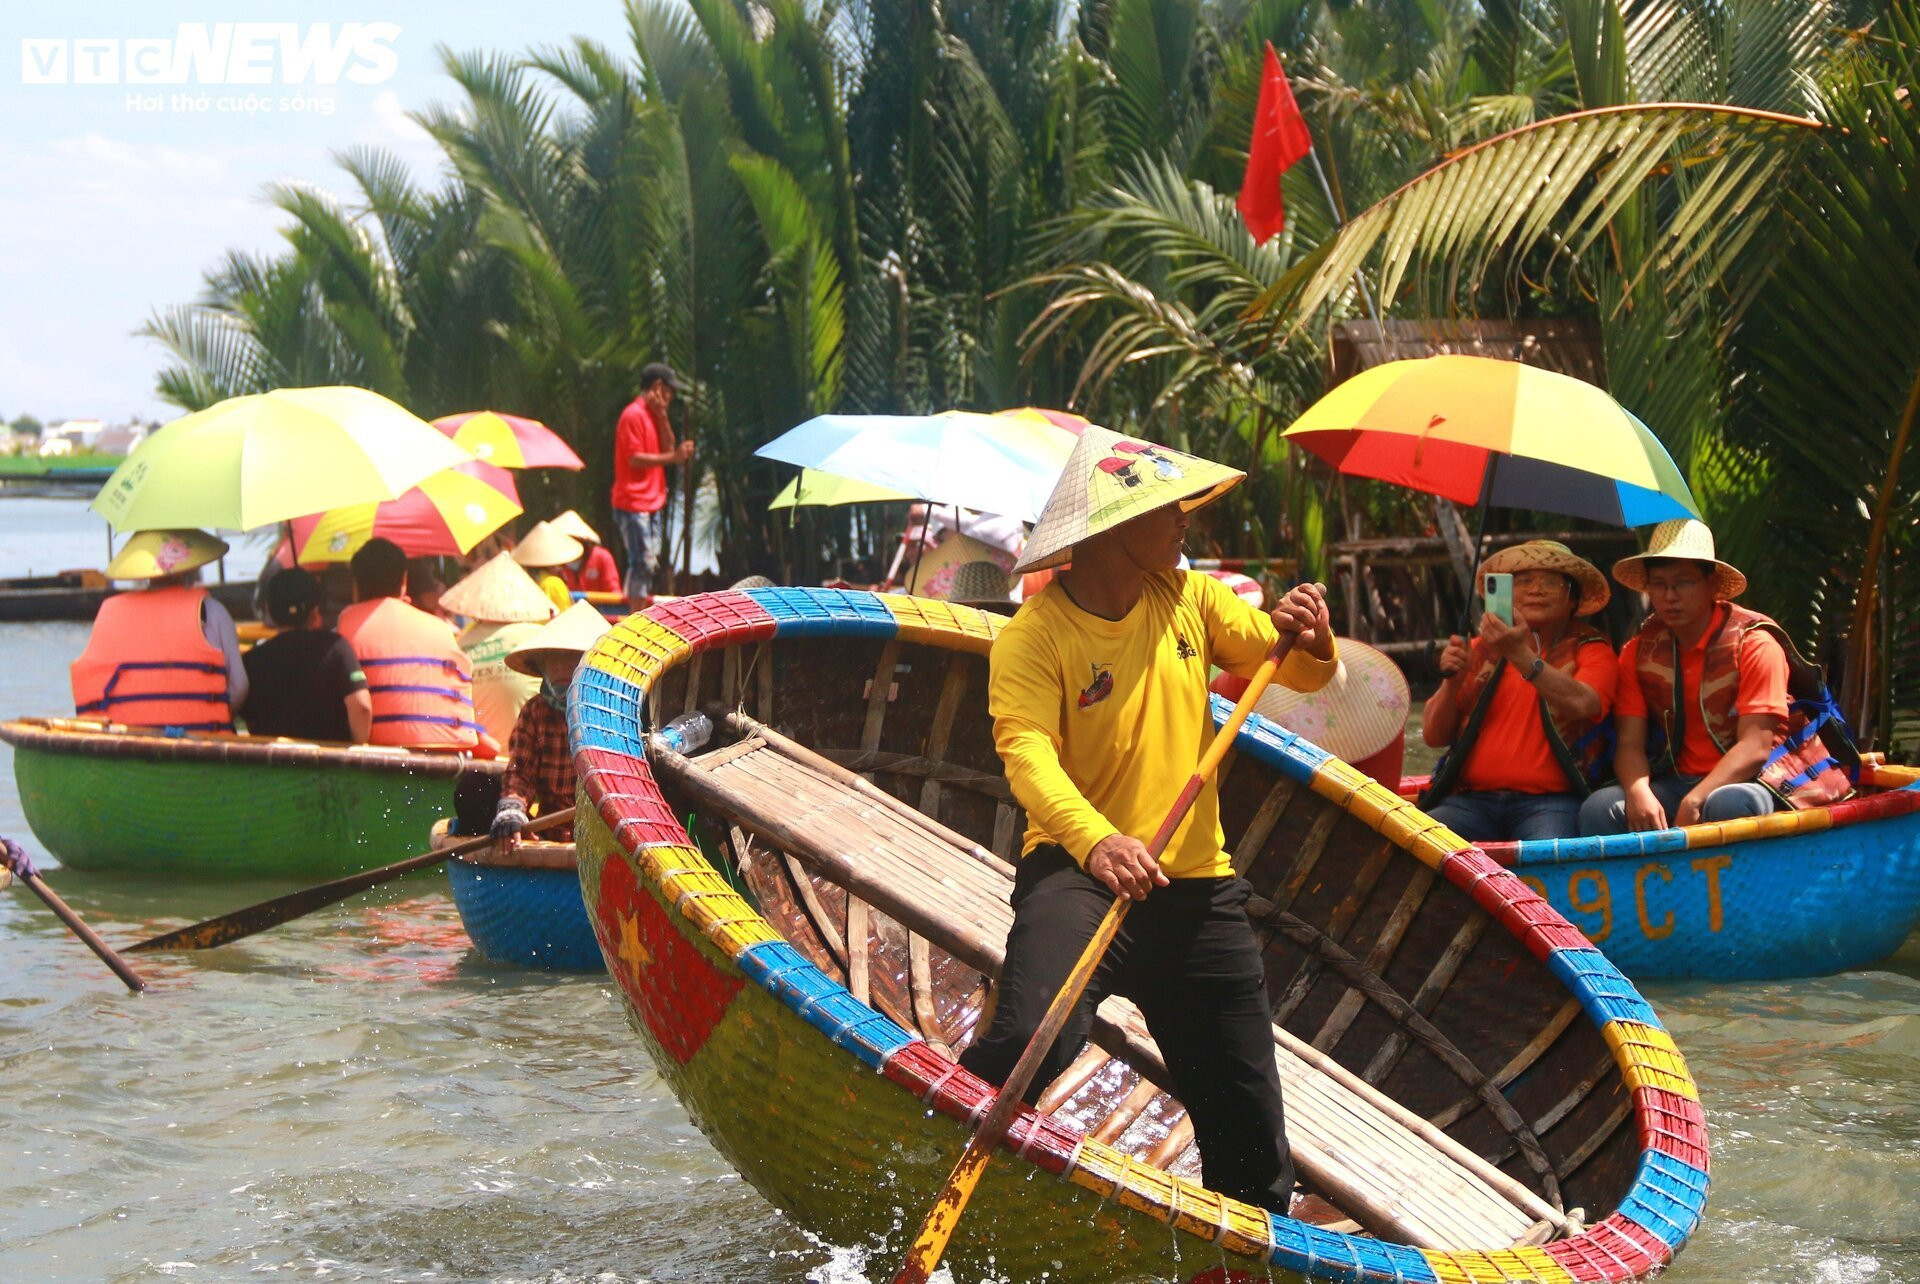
[{"xmin": 616, "ymin": 910, "xmax": 653, "ymax": 984}]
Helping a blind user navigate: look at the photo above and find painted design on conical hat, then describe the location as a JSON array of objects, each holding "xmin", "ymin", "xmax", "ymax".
[
  {"xmin": 440, "ymin": 551, "xmax": 557, "ymax": 624},
  {"xmin": 1013, "ymin": 425, "xmax": 1244, "ymax": 573},
  {"xmin": 511, "ymin": 520, "xmax": 585, "ymax": 569},
  {"xmin": 507, "ymin": 600, "xmax": 613, "ymax": 675},
  {"xmin": 105, "ymin": 528, "xmax": 229, "ymax": 581},
  {"xmin": 549, "ymin": 509, "xmax": 602, "ymax": 545}
]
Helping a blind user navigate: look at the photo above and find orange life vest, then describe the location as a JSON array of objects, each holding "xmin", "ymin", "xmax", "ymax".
[
  {"xmin": 339, "ymin": 597, "xmax": 480, "ymax": 749},
  {"xmin": 70, "ymin": 585, "xmax": 233, "ymax": 731},
  {"xmin": 1421, "ymin": 622, "xmax": 1612, "ymax": 806},
  {"xmin": 1632, "ymin": 603, "xmax": 1857, "ymax": 809}
]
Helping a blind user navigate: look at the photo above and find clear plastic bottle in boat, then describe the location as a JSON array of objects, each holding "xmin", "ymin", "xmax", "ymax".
[{"xmin": 654, "ymin": 711, "xmax": 713, "ymax": 755}]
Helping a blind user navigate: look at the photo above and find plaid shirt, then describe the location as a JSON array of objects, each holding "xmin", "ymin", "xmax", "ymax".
[{"xmin": 500, "ymin": 692, "xmax": 574, "ymax": 835}]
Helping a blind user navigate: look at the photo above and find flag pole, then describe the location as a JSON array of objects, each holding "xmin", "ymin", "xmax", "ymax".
[{"xmin": 1303, "ymin": 144, "xmax": 1384, "ymax": 336}]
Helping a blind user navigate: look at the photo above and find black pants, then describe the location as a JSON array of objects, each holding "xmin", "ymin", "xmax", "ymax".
[{"xmin": 959, "ymin": 845, "xmax": 1294, "ymax": 1211}]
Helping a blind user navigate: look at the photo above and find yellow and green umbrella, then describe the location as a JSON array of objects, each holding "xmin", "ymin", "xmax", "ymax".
[
  {"xmin": 92, "ymin": 386, "xmax": 476, "ymax": 533},
  {"xmin": 769, "ymin": 470, "xmax": 913, "ymax": 509},
  {"xmin": 1282, "ymin": 356, "xmax": 1700, "ymax": 527}
]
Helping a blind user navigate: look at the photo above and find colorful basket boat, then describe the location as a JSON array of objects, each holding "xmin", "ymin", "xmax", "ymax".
[
  {"xmin": 429, "ymin": 818, "xmax": 599, "ymax": 971},
  {"xmin": 0, "ymin": 717, "xmax": 495, "ymax": 878},
  {"xmin": 570, "ymin": 588, "xmax": 1709, "ymax": 1284},
  {"xmin": 1476, "ymin": 764, "xmax": 1920, "ymax": 981}
]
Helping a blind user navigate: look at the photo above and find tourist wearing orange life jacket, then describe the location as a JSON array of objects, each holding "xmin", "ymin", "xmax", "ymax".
[
  {"xmin": 1579, "ymin": 520, "xmax": 1857, "ymax": 835},
  {"xmin": 337, "ymin": 537, "xmax": 488, "ymax": 753},
  {"xmin": 71, "ymin": 528, "xmax": 249, "ymax": 732},
  {"xmin": 1419, "ymin": 541, "xmax": 1618, "ymax": 842}
]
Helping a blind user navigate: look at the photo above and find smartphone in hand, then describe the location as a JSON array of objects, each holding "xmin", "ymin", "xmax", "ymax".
[{"xmin": 1482, "ymin": 572, "xmax": 1514, "ymax": 626}]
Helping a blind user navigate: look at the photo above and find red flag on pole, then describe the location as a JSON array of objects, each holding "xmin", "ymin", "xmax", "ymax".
[{"xmin": 1237, "ymin": 42, "xmax": 1313, "ymax": 244}]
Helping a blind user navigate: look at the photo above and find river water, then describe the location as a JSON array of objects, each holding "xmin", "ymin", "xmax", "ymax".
[{"xmin": 2, "ymin": 497, "xmax": 1917, "ymax": 1282}]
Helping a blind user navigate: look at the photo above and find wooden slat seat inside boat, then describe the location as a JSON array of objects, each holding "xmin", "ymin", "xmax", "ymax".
[{"xmin": 657, "ymin": 731, "xmax": 1567, "ymax": 1253}]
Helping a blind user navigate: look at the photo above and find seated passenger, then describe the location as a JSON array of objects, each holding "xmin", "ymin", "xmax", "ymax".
[
  {"xmin": 71, "ymin": 528, "xmax": 249, "ymax": 731},
  {"xmin": 440, "ymin": 551, "xmax": 555, "ymax": 746},
  {"xmin": 489, "ymin": 602, "xmax": 612, "ymax": 852},
  {"xmin": 1420, "ymin": 541, "xmax": 1617, "ymax": 842},
  {"xmin": 338, "ymin": 537, "xmax": 484, "ymax": 751},
  {"xmin": 240, "ymin": 567, "xmax": 371, "ymax": 743},
  {"xmin": 1579, "ymin": 520, "xmax": 1856, "ymax": 834},
  {"xmin": 549, "ymin": 510, "xmax": 623, "ymax": 595},
  {"xmin": 513, "ymin": 520, "xmax": 585, "ymax": 615}
]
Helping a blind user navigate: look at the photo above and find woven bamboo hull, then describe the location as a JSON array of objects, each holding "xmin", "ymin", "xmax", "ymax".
[
  {"xmin": 572, "ymin": 589, "xmax": 1712, "ymax": 1283},
  {"xmin": 1, "ymin": 718, "xmax": 489, "ymax": 877},
  {"xmin": 430, "ymin": 821, "xmax": 599, "ymax": 971},
  {"xmin": 1487, "ymin": 772, "xmax": 1920, "ymax": 980}
]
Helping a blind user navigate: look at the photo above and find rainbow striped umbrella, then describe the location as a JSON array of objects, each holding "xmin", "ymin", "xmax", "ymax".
[{"xmin": 1283, "ymin": 356, "xmax": 1699, "ymax": 527}]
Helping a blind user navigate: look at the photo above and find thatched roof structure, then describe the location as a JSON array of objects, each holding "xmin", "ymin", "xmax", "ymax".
[{"xmin": 1329, "ymin": 318, "xmax": 1605, "ymax": 387}]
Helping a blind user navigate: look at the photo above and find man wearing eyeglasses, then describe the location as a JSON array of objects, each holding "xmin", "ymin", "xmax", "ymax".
[{"xmin": 1579, "ymin": 519, "xmax": 1855, "ymax": 834}]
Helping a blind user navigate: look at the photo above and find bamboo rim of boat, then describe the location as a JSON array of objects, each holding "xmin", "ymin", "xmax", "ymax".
[
  {"xmin": 570, "ymin": 587, "xmax": 1709, "ymax": 1281},
  {"xmin": 0, "ymin": 716, "xmax": 499, "ymax": 779}
]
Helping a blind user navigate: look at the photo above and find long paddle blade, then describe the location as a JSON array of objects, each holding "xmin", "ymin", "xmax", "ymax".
[
  {"xmin": 127, "ymin": 807, "xmax": 575, "ymax": 953},
  {"xmin": 892, "ymin": 634, "xmax": 1299, "ymax": 1284}
]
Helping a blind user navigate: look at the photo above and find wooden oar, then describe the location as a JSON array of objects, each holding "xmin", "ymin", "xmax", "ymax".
[
  {"xmin": 2, "ymin": 837, "xmax": 146, "ymax": 993},
  {"xmin": 891, "ymin": 634, "xmax": 1297, "ymax": 1284},
  {"xmin": 127, "ymin": 807, "xmax": 577, "ymax": 953}
]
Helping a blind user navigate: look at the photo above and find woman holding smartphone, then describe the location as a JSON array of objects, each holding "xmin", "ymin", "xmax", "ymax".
[{"xmin": 1418, "ymin": 541, "xmax": 1619, "ymax": 841}]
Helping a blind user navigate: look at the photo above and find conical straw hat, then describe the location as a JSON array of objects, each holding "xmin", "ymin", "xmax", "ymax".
[
  {"xmin": 440, "ymin": 551, "xmax": 557, "ymax": 624},
  {"xmin": 105, "ymin": 528, "xmax": 229, "ymax": 580},
  {"xmin": 1251, "ymin": 639, "xmax": 1409, "ymax": 763},
  {"xmin": 549, "ymin": 509, "xmax": 602, "ymax": 545},
  {"xmin": 1611, "ymin": 519, "xmax": 1746, "ymax": 600},
  {"xmin": 1014, "ymin": 426, "xmax": 1243, "ymax": 573},
  {"xmin": 947, "ymin": 559, "xmax": 1014, "ymax": 607},
  {"xmin": 507, "ymin": 600, "xmax": 613, "ymax": 675},
  {"xmin": 511, "ymin": 520, "xmax": 585, "ymax": 569}
]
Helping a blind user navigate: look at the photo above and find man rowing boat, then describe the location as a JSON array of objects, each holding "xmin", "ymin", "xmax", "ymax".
[{"xmin": 959, "ymin": 426, "xmax": 1337, "ymax": 1212}]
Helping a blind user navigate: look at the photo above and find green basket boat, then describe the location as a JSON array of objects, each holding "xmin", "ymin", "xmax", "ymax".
[
  {"xmin": 571, "ymin": 589, "xmax": 1709, "ymax": 1284},
  {"xmin": 1, "ymin": 716, "xmax": 498, "ymax": 877}
]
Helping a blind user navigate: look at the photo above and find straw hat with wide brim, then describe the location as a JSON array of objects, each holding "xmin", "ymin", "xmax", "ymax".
[
  {"xmin": 441, "ymin": 551, "xmax": 557, "ymax": 624},
  {"xmin": 549, "ymin": 509, "xmax": 602, "ymax": 545},
  {"xmin": 1253, "ymin": 639, "xmax": 1409, "ymax": 764},
  {"xmin": 105, "ymin": 528, "xmax": 229, "ymax": 580},
  {"xmin": 506, "ymin": 600, "xmax": 614, "ymax": 675},
  {"xmin": 1612, "ymin": 518, "xmax": 1747, "ymax": 600},
  {"xmin": 1477, "ymin": 540, "xmax": 1611, "ymax": 617},
  {"xmin": 1014, "ymin": 426, "xmax": 1244, "ymax": 574},
  {"xmin": 511, "ymin": 520, "xmax": 585, "ymax": 570}
]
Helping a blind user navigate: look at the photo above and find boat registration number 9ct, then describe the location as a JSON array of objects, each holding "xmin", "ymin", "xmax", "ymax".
[{"xmin": 1518, "ymin": 854, "xmax": 1734, "ymax": 944}]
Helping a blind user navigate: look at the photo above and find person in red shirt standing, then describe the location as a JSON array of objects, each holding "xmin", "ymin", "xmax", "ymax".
[{"xmin": 611, "ymin": 363, "xmax": 695, "ymax": 607}]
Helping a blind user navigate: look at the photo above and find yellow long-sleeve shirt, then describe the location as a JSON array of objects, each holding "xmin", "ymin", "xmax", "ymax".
[{"xmin": 989, "ymin": 569, "xmax": 1337, "ymax": 880}]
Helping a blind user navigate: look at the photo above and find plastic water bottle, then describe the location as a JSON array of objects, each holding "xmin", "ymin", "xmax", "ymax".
[{"xmin": 655, "ymin": 711, "xmax": 713, "ymax": 755}]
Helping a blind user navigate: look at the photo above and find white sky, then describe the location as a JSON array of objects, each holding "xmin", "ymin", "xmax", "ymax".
[{"xmin": 1, "ymin": 2, "xmax": 640, "ymax": 426}]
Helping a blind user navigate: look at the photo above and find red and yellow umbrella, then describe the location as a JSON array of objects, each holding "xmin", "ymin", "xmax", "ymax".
[
  {"xmin": 289, "ymin": 460, "xmax": 522, "ymax": 563},
  {"xmin": 431, "ymin": 411, "xmax": 585, "ymax": 471}
]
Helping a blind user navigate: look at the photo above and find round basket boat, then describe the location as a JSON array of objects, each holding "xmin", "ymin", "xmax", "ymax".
[
  {"xmin": 0, "ymin": 717, "xmax": 496, "ymax": 878},
  {"xmin": 568, "ymin": 588, "xmax": 1710, "ymax": 1284},
  {"xmin": 429, "ymin": 818, "xmax": 598, "ymax": 971}
]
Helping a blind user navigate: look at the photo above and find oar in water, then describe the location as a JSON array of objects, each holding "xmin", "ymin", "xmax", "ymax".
[
  {"xmin": 891, "ymin": 633, "xmax": 1297, "ymax": 1284},
  {"xmin": 127, "ymin": 807, "xmax": 577, "ymax": 953},
  {"xmin": 2, "ymin": 836, "xmax": 146, "ymax": 993}
]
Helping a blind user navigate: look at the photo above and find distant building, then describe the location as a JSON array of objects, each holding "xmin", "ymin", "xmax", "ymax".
[
  {"xmin": 37, "ymin": 436, "xmax": 74, "ymax": 457},
  {"xmin": 44, "ymin": 418, "xmax": 105, "ymax": 452},
  {"xmin": 95, "ymin": 422, "xmax": 149, "ymax": 455}
]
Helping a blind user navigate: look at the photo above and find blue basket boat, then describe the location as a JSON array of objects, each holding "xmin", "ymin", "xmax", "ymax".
[
  {"xmin": 1474, "ymin": 764, "xmax": 1920, "ymax": 980},
  {"xmin": 432, "ymin": 820, "xmax": 600, "ymax": 971}
]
